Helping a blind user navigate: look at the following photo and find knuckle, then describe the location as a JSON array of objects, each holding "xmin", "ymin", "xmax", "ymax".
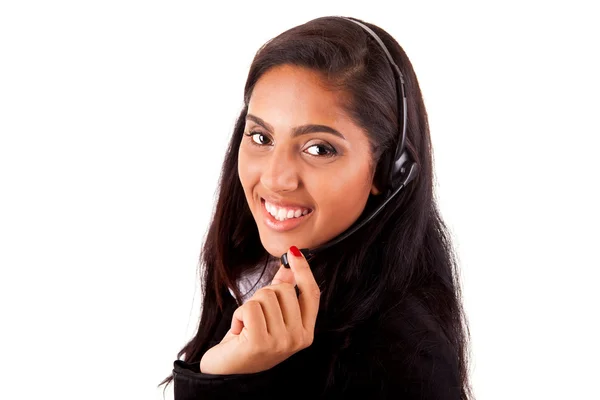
[
  {"xmin": 276, "ymin": 336, "xmax": 291, "ymax": 352},
  {"xmin": 290, "ymin": 331, "xmax": 304, "ymax": 350},
  {"xmin": 303, "ymin": 331, "xmax": 315, "ymax": 347},
  {"xmin": 257, "ymin": 287, "xmax": 275, "ymax": 297},
  {"xmin": 278, "ymin": 282, "xmax": 295, "ymax": 293},
  {"xmin": 245, "ymin": 300, "xmax": 262, "ymax": 311},
  {"xmin": 260, "ymin": 288, "xmax": 279, "ymax": 301},
  {"xmin": 307, "ymin": 286, "xmax": 321, "ymax": 301}
]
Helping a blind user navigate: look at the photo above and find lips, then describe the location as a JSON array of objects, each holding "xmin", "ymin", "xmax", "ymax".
[
  {"xmin": 261, "ymin": 195, "xmax": 313, "ymax": 210},
  {"xmin": 264, "ymin": 199, "xmax": 311, "ymax": 221},
  {"xmin": 260, "ymin": 198, "xmax": 313, "ymax": 232}
]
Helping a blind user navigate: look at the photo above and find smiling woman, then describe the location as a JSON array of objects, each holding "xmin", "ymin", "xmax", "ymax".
[
  {"xmin": 239, "ymin": 65, "xmax": 379, "ymax": 258},
  {"xmin": 160, "ymin": 15, "xmax": 473, "ymax": 399}
]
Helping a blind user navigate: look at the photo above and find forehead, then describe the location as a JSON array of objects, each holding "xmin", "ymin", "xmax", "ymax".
[{"xmin": 247, "ymin": 64, "xmax": 352, "ymax": 129}]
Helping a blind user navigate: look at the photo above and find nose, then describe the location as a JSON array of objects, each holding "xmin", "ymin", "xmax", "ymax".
[{"xmin": 260, "ymin": 146, "xmax": 299, "ymax": 193}]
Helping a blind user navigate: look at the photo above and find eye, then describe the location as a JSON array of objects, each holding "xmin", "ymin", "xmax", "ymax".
[
  {"xmin": 305, "ymin": 143, "xmax": 337, "ymax": 158},
  {"xmin": 244, "ymin": 131, "xmax": 272, "ymax": 146}
]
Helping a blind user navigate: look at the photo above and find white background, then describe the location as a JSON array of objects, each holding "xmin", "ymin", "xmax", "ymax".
[{"xmin": 1, "ymin": 1, "xmax": 598, "ymax": 399}]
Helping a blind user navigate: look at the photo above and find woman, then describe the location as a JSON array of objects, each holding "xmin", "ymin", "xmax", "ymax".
[{"xmin": 161, "ymin": 15, "xmax": 472, "ymax": 399}]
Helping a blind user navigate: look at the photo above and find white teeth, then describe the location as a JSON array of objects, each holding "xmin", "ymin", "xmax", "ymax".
[
  {"xmin": 277, "ymin": 208, "xmax": 286, "ymax": 220},
  {"xmin": 264, "ymin": 200, "xmax": 311, "ymax": 221}
]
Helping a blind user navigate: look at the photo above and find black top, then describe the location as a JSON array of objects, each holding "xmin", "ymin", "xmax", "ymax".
[{"xmin": 172, "ymin": 290, "xmax": 461, "ymax": 399}]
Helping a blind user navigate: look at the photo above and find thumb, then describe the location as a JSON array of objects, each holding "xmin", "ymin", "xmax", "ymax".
[{"xmin": 271, "ymin": 263, "xmax": 296, "ymax": 286}]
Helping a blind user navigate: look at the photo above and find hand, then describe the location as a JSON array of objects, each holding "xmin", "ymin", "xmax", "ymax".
[{"xmin": 200, "ymin": 245, "xmax": 321, "ymax": 375}]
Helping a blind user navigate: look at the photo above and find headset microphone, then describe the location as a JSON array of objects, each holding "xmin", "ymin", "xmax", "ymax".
[{"xmin": 281, "ymin": 17, "xmax": 419, "ymax": 268}]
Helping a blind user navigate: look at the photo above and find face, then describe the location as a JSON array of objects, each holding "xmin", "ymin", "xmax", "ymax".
[{"xmin": 238, "ymin": 64, "xmax": 380, "ymax": 258}]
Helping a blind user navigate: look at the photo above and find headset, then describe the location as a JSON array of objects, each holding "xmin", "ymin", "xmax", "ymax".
[{"xmin": 281, "ymin": 17, "xmax": 419, "ymax": 268}]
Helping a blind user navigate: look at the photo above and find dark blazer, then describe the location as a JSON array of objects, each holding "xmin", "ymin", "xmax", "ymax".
[{"xmin": 172, "ymin": 290, "xmax": 461, "ymax": 399}]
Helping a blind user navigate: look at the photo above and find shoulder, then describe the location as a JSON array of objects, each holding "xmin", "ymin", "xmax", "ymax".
[{"xmin": 323, "ymin": 293, "xmax": 462, "ymax": 399}]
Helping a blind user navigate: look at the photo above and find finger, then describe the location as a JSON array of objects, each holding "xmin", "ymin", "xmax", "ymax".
[
  {"xmin": 271, "ymin": 263, "xmax": 296, "ymax": 286},
  {"xmin": 231, "ymin": 300, "xmax": 268, "ymax": 339},
  {"xmin": 286, "ymin": 245, "xmax": 321, "ymax": 332},
  {"xmin": 268, "ymin": 282, "xmax": 302, "ymax": 328},
  {"xmin": 251, "ymin": 288, "xmax": 286, "ymax": 335}
]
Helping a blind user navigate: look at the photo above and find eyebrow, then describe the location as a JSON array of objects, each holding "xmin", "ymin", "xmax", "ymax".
[{"xmin": 246, "ymin": 114, "xmax": 346, "ymax": 140}]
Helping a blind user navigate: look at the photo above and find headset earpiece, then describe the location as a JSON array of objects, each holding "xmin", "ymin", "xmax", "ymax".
[{"xmin": 342, "ymin": 17, "xmax": 418, "ymax": 194}]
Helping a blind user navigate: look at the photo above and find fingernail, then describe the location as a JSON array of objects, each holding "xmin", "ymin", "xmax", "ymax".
[{"xmin": 290, "ymin": 245, "xmax": 302, "ymax": 257}]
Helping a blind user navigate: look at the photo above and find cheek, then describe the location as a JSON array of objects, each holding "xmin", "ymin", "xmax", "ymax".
[
  {"xmin": 237, "ymin": 148, "xmax": 267, "ymax": 209},
  {"xmin": 312, "ymin": 163, "xmax": 373, "ymax": 231}
]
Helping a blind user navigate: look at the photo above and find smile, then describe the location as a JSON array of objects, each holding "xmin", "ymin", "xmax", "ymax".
[{"xmin": 260, "ymin": 198, "xmax": 313, "ymax": 232}]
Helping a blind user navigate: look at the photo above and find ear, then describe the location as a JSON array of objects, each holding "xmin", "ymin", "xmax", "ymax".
[
  {"xmin": 370, "ymin": 165, "xmax": 381, "ymax": 195},
  {"xmin": 370, "ymin": 183, "xmax": 381, "ymax": 196}
]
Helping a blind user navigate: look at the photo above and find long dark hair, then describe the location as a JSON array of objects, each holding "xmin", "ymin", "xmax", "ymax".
[{"xmin": 161, "ymin": 16, "xmax": 472, "ymax": 398}]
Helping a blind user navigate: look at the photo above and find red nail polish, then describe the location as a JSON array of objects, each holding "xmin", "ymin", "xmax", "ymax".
[{"xmin": 290, "ymin": 246, "xmax": 302, "ymax": 257}]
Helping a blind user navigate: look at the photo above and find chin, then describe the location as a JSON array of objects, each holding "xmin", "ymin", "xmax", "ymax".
[
  {"xmin": 257, "ymin": 233, "xmax": 299, "ymax": 259},
  {"xmin": 261, "ymin": 240, "xmax": 290, "ymax": 259}
]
